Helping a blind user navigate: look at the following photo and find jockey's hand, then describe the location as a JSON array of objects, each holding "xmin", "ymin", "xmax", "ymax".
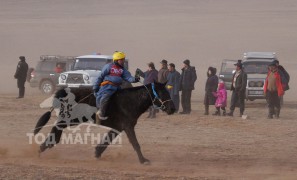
[{"xmin": 135, "ymin": 76, "xmax": 140, "ymax": 83}]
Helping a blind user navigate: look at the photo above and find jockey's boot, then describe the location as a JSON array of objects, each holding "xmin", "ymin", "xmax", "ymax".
[
  {"xmin": 95, "ymin": 110, "xmax": 108, "ymax": 125},
  {"xmin": 98, "ymin": 110, "xmax": 108, "ymax": 120},
  {"xmin": 95, "ymin": 111, "xmax": 101, "ymax": 125}
]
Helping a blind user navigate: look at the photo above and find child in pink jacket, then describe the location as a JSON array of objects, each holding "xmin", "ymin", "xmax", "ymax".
[{"xmin": 212, "ymin": 82, "xmax": 227, "ymax": 116}]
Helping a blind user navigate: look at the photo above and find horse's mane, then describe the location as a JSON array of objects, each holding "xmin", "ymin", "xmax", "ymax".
[{"xmin": 118, "ymin": 83, "xmax": 151, "ymax": 93}]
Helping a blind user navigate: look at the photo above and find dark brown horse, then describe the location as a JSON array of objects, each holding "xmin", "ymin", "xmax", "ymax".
[{"xmin": 34, "ymin": 82, "xmax": 175, "ymax": 164}]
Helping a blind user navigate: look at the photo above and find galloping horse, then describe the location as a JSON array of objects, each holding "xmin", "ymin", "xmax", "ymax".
[{"xmin": 34, "ymin": 82, "xmax": 175, "ymax": 164}]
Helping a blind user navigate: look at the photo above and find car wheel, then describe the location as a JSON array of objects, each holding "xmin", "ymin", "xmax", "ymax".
[{"xmin": 40, "ymin": 80, "xmax": 55, "ymax": 94}]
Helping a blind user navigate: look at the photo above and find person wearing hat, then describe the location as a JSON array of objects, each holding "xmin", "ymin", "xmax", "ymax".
[
  {"xmin": 166, "ymin": 63, "xmax": 181, "ymax": 113},
  {"xmin": 136, "ymin": 62, "xmax": 158, "ymax": 118},
  {"xmin": 93, "ymin": 51, "xmax": 139, "ymax": 121},
  {"xmin": 227, "ymin": 60, "xmax": 247, "ymax": 117},
  {"xmin": 263, "ymin": 62, "xmax": 284, "ymax": 119},
  {"xmin": 14, "ymin": 56, "xmax": 29, "ymax": 99},
  {"xmin": 158, "ymin": 59, "xmax": 169, "ymax": 84},
  {"xmin": 179, "ymin": 59, "xmax": 197, "ymax": 114}
]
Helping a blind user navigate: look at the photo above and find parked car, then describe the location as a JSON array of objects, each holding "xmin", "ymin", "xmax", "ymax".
[
  {"xmin": 219, "ymin": 52, "xmax": 277, "ymax": 101},
  {"xmin": 29, "ymin": 55, "xmax": 76, "ymax": 94},
  {"xmin": 58, "ymin": 54, "xmax": 132, "ymax": 90}
]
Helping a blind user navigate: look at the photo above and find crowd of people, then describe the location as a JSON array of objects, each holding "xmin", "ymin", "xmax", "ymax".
[
  {"xmin": 15, "ymin": 52, "xmax": 290, "ymax": 120},
  {"xmin": 134, "ymin": 57, "xmax": 289, "ymax": 119},
  {"xmin": 136, "ymin": 59, "xmax": 197, "ymax": 118}
]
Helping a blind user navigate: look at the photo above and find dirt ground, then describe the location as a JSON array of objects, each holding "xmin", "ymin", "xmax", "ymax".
[
  {"xmin": 1, "ymin": 0, "xmax": 297, "ymax": 179},
  {"xmin": 0, "ymin": 91, "xmax": 297, "ymax": 179}
]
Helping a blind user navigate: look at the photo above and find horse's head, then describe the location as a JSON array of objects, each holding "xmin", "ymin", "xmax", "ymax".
[{"xmin": 150, "ymin": 82, "xmax": 176, "ymax": 115}]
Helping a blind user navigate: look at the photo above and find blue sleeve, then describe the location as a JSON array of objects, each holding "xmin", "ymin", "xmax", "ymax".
[
  {"xmin": 122, "ymin": 68, "xmax": 136, "ymax": 83},
  {"xmin": 93, "ymin": 64, "xmax": 111, "ymax": 90}
]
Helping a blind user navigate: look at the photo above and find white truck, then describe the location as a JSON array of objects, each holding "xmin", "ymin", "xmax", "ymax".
[{"xmin": 58, "ymin": 54, "xmax": 131, "ymax": 89}]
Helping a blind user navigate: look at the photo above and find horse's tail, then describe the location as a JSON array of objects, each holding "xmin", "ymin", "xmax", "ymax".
[{"xmin": 34, "ymin": 108, "xmax": 54, "ymax": 135}]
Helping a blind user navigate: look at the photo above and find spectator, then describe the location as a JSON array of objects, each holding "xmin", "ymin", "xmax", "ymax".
[
  {"xmin": 158, "ymin": 59, "xmax": 169, "ymax": 83},
  {"xmin": 14, "ymin": 56, "xmax": 29, "ymax": 99},
  {"xmin": 179, "ymin": 59, "xmax": 197, "ymax": 114},
  {"xmin": 166, "ymin": 63, "xmax": 181, "ymax": 113},
  {"xmin": 264, "ymin": 62, "xmax": 284, "ymax": 119},
  {"xmin": 136, "ymin": 62, "xmax": 158, "ymax": 118},
  {"xmin": 212, "ymin": 82, "xmax": 227, "ymax": 116},
  {"xmin": 273, "ymin": 59, "xmax": 290, "ymax": 91},
  {"xmin": 227, "ymin": 60, "xmax": 247, "ymax": 117},
  {"xmin": 203, "ymin": 67, "xmax": 218, "ymax": 115}
]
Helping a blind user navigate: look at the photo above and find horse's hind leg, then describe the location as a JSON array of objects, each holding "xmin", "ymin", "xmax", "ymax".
[
  {"xmin": 124, "ymin": 127, "xmax": 150, "ymax": 164},
  {"xmin": 39, "ymin": 126, "xmax": 63, "ymax": 154},
  {"xmin": 95, "ymin": 130, "xmax": 120, "ymax": 158}
]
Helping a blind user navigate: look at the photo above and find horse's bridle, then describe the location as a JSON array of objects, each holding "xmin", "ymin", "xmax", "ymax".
[{"xmin": 143, "ymin": 83, "xmax": 172, "ymax": 110}]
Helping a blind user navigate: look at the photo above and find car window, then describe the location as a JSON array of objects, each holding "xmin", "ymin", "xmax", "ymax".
[
  {"xmin": 243, "ymin": 61, "xmax": 271, "ymax": 74},
  {"xmin": 220, "ymin": 60, "xmax": 236, "ymax": 73},
  {"xmin": 40, "ymin": 61, "xmax": 55, "ymax": 71},
  {"xmin": 74, "ymin": 58, "xmax": 109, "ymax": 70}
]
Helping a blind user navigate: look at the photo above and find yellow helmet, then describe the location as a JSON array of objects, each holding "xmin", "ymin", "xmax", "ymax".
[{"xmin": 113, "ymin": 51, "xmax": 126, "ymax": 61}]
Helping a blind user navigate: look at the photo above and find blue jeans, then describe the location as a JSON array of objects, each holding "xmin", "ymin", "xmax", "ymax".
[{"xmin": 95, "ymin": 85, "xmax": 119, "ymax": 115}]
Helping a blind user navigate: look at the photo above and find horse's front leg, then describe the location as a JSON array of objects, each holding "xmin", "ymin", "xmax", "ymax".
[
  {"xmin": 39, "ymin": 124, "xmax": 64, "ymax": 154},
  {"xmin": 95, "ymin": 129, "xmax": 121, "ymax": 158},
  {"xmin": 124, "ymin": 127, "xmax": 150, "ymax": 164}
]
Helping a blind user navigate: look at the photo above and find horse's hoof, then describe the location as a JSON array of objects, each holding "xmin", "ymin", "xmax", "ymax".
[
  {"xmin": 141, "ymin": 159, "xmax": 151, "ymax": 165},
  {"xmin": 143, "ymin": 161, "xmax": 150, "ymax": 165},
  {"xmin": 94, "ymin": 152, "xmax": 101, "ymax": 159}
]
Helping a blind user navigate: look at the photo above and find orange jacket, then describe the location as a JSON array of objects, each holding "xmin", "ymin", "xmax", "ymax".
[{"xmin": 264, "ymin": 71, "xmax": 284, "ymax": 97}]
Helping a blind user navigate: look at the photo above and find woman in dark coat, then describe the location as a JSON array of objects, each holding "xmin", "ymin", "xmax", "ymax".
[
  {"xmin": 136, "ymin": 62, "xmax": 158, "ymax": 118},
  {"xmin": 204, "ymin": 67, "xmax": 219, "ymax": 115}
]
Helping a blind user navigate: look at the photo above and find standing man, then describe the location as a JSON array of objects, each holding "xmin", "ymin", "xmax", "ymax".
[
  {"xmin": 136, "ymin": 62, "xmax": 158, "ymax": 118},
  {"xmin": 264, "ymin": 62, "xmax": 284, "ymax": 119},
  {"xmin": 93, "ymin": 51, "xmax": 139, "ymax": 121},
  {"xmin": 158, "ymin": 59, "xmax": 169, "ymax": 84},
  {"xmin": 14, "ymin": 56, "xmax": 28, "ymax": 99},
  {"xmin": 227, "ymin": 60, "xmax": 247, "ymax": 117},
  {"xmin": 179, "ymin": 59, "xmax": 197, "ymax": 114},
  {"xmin": 166, "ymin": 63, "xmax": 181, "ymax": 113}
]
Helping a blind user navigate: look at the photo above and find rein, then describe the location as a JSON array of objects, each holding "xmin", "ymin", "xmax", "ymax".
[{"xmin": 142, "ymin": 82, "xmax": 172, "ymax": 110}]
